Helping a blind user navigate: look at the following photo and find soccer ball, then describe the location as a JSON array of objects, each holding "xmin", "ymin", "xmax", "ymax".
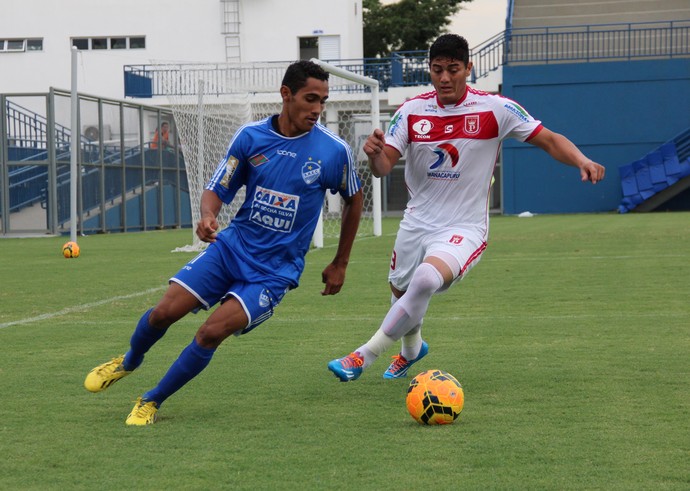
[
  {"xmin": 406, "ymin": 369, "xmax": 464, "ymax": 425},
  {"xmin": 62, "ymin": 241, "xmax": 80, "ymax": 258}
]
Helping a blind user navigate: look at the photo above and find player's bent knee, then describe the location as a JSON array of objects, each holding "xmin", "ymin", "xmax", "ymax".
[
  {"xmin": 195, "ymin": 321, "xmax": 242, "ymax": 348},
  {"xmin": 410, "ymin": 263, "xmax": 444, "ymax": 296}
]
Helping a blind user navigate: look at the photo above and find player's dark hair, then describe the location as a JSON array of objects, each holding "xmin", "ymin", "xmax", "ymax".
[
  {"xmin": 429, "ymin": 34, "xmax": 470, "ymax": 66},
  {"xmin": 282, "ymin": 60, "xmax": 329, "ymax": 94}
]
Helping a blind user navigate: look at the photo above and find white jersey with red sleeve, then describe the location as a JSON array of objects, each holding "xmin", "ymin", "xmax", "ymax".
[{"xmin": 385, "ymin": 86, "xmax": 543, "ymax": 237}]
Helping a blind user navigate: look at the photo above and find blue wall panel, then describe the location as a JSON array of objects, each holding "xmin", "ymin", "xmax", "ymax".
[{"xmin": 501, "ymin": 58, "xmax": 690, "ymax": 214}]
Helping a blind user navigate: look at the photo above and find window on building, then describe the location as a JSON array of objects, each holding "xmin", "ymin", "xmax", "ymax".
[
  {"xmin": 70, "ymin": 36, "xmax": 146, "ymax": 51},
  {"xmin": 72, "ymin": 38, "xmax": 89, "ymax": 50},
  {"xmin": 27, "ymin": 39, "xmax": 43, "ymax": 51},
  {"xmin": 110, "ymin": 37, "xmax": 127, "ymax": 49},
  {"xmin": 7, "ymin": 39, "xmax": 25, "ymax": 51},
  {"xmin": 299, "ymin": 37, "xmax": 318, "ymax": 61},
  {"xmin": 92, "ymin": 38, "xmax": 108, "ymax": 50},
  {"xmin": 0, "ymin": 38, "xmax": 43, "ymax": 53},
  {"xmin": 129, "ymin": 37, "xmax": 146, "ymax": 49}
]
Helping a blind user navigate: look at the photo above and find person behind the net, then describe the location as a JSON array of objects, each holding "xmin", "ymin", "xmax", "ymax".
[
  {"xmin": 327, "ymin": 34, "xmax": 605, "ymax": 382},
  {"xmin": 84, "ymin": 60, "xmax": 364, "ymax": 424}
]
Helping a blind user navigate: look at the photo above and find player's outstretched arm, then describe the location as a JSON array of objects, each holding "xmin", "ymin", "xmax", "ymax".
[
  {"xmin": 196, "ymin": 189, "xmax": 222, "ymax": 243},
  {"xmin": 321, "ymin": 189, "xmax": 364, "ymax": 296},
  {"xmin": 364, "ymin": 129, "xmax": 402, "ymax": 178},
  {"xmin": 529, "ymin": 128, "xmax": 605, "ymax": 184}
]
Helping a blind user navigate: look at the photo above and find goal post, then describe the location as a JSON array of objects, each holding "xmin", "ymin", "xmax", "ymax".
[
  {"xmin": 166, "ymin": 60, "xmax": 382, "ymax": 252},
  {"xmin": 310, "ymin": 58, "xmax": 382, "ymax": 245}
]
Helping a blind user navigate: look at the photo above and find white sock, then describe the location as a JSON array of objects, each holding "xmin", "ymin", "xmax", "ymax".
[
  {"xmin": 381, "ymin": 263, "xmax": 442, "ymax": 340},
  {"xmin": 401, "ymin": 323, "xmax": 423, "ymax": 360},
  {"xmin": 356, "ymin": 329, "xmax": 395, "ymax": 369}
]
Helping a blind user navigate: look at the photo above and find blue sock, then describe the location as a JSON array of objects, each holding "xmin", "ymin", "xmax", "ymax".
[
  {"xmin": 123, "ymin": 308, "xmax": 167, "ymax": 371},
  {"xmin": 142, "ymin": 338, "xmax": 216, "ymax": 406}
]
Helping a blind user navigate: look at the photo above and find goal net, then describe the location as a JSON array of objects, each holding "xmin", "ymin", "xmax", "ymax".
[{"xmin": 165, "ymin": 59, "xmax": 381, "ymax": 252}]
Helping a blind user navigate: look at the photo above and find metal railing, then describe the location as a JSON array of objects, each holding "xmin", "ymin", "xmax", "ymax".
[{"xmin": 124, "ymin": 20, "xmax": 690, "ymax": 98}]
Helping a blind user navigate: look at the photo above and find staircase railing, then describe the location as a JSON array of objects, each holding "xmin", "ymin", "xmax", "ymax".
[{"xmin": 124, "ymin": 20, "xmax": 690, "ymax": 98}]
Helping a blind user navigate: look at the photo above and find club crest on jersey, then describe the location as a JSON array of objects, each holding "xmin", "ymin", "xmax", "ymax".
[
  {"xmin": 219, "ymin": 156, "xmax": 239, "ymax": 188},
  {"xmin": 464, "ymin": 115, "xmax": 480, "ymax": 135},
  {"xmin": 250, "ymin": 186, "xmax": 300, "ymax": 233},
  {"xmin": 259, "ymin": 289, "xmax": 271, "ymax": 308},
  {"xmin": 301, "ymin": 160, "xmax": 321, "ymax": 184}
]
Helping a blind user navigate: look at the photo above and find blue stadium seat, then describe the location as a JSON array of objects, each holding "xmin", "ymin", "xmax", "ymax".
[
  {"xmin": 633, "ymin": 158, "xmax": 655, "ymax": 200},
  {"xmin": 680, "ymin": 157, "xmax": 690, "ymax": 178},
  {"xmin": 646, "ymin": 150, "xmax": 667, "ymax": 192},
  {"xmin": 617, "ymin": 163, "xmax": 643, "ymax": 213},
  {"xmin": 617, "ymin": 128, "xmax": 690, "ymax": 213},
  {"xmin": 660, "ymin": 142, "xmax": 681, "ymax": 184}
]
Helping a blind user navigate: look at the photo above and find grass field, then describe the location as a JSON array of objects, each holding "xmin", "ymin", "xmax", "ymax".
[{"xmin": 1, "ymin": 213, "xmax": 689, "ymax": 490}]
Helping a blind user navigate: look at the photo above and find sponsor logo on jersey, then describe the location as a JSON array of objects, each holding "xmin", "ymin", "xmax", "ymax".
[
  {"xmin": 412, "ymin": 119, "xmax": 433, "ymax": 138},
  {"xmin": 339, "ymin": 163, "xmax": 348, "ymax": 190},
  {"xmin": 504, "ymin": 102, "xmax": 530, "ymax": 122},
  {"xmin": 277, "ymin": 149, "xmax": 297, "ymax": 158},
  {"xmin": 249, "ymin": 153, "xmax": 269, "ymax": 167},
  {"xmin": 425, "ymin": 103, "xmax": 439, "ymax": 113},
  {"xmin": 429, "ymin": 143, "xmax": 459, "ymax": 169},
  {"xmin": 428, "ymin": 143, "xmax": 461, "ymax": 180},
  {"xmin": 219, "ymin": 156, "xmax": 239, "ymax": 188},
  {"xmin": 301, "ymin": 159, "xmax": 321, "ymax": 184},
  {"xmin": 388, "ymin": 112, "xmax": 402, "ymax": 136},
  {"xmin": 408, "ymin": 113, "xmax": 499, "ymax": 141},
  {"xmin": 250, "ymin": 186, "xmax": 300, "ymax": 233}
]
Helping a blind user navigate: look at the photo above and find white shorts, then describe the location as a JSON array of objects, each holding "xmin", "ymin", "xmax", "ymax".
[{"xmin": 388, "ymin": 223, "xmax": 487, "ymax": 292}]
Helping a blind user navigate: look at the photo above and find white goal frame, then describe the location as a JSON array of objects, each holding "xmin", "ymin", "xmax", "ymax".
[{"xmin": 309, "ymin": 59, "xmax": 382, "ymax": 247}]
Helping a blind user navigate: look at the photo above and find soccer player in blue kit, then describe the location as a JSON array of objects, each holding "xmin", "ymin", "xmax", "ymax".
[{"xmin": 84, "ymin": 60, "xmax": 364, "ymax": 425}]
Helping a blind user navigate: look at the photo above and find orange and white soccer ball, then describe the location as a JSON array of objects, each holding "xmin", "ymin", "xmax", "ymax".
[
  {"xmin": 62, "ymin": 241, "xmax": 80, "ymax": 258},
  {"xmin": 406, "ymin": 369, "xmax": 464, "ymax": 425}
]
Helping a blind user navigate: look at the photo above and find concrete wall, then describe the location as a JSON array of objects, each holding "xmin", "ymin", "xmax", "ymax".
[
  {"xmin": 501, "ymin": 58, "xmax": 690, "ymax": 214},
  {"xmin": 0, "ymin": 0, "xmax": 362, "ymax": 100}
]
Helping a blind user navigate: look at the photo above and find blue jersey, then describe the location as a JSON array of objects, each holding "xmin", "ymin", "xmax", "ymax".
[{"xmin": 205, "ymin": 116, "xmax": 361, "ymax": 288}]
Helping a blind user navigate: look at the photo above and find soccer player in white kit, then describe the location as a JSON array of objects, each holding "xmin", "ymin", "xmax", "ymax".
[{"xmin": 328, "ymin": 34, "xmax": 605, "ymax": 382}]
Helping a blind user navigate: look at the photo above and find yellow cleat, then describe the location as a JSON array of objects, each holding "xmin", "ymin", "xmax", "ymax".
[
  {"xmin": 84, "ymin": 355, "xmax": 132, "ymax": 393},
  {"xmin": 126, "ymin": 397, "xmax": 159, "ymax": 426}
]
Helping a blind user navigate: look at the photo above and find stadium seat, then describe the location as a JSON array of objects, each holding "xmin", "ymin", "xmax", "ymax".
[
  {"xmin": 617, "ymin": 163, "xmax": 642, "ymax": 213},
  {"xmin": 680, "ymin": 157, "xmax": 690, "ymax": 178},
  {"xmin": 633, "ymin": 158, "xmax": 655, "ymax": 200},
  {"xmin": 646, "ymin": 150, "xmax": 667, "ymax": 192},
  {"xmin": 660, "ymin": 142, "xmax": 682, "ymax": 183}
]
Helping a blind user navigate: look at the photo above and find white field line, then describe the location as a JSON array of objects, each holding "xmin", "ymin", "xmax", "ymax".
[{"xmin": 0, "ymin": 286, "xmax": 166, "ymax": 330}]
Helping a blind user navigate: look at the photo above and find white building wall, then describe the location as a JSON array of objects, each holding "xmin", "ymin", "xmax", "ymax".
[
  {"xmin": 0, "ymin": 0, "xmax": 363, "ymax": 100},
  {"xmin": 241, "ymin": 0, "xmax": 363, "ymax": 62}
]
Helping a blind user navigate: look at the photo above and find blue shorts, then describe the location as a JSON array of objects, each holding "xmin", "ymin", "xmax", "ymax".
[{"xmin": 170, "ymin": 240, "xmax": 290, "ymax": 335}]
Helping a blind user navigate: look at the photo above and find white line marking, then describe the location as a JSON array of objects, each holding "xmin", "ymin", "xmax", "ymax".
[{"xmin": 0, "ymin": 286, "xmax": 166, "ymax": 330}]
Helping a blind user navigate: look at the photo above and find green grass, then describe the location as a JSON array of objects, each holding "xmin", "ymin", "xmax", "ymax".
[{"xmin": 1, "ymin": 213, "xmax": 689, "ymax": 490}]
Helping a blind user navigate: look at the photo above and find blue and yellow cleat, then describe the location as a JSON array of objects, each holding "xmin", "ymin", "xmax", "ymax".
[{"xmin": 383, "ymin": 340, "xmax": 429, "ymax": 379}]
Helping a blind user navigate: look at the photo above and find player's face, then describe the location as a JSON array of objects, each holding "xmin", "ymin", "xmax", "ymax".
[
  {"xmin": 429, "ymin": 57, "xmax": 472, "ymax": 106},
  {"xmin": 281, "ymin": 77, "xmax": 329, "ymax": 136}
]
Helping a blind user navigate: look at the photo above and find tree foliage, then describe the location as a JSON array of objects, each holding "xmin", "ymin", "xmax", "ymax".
[{"xmin": 363, "ymin": 0, "xmax": 470, "ymax": 58}]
